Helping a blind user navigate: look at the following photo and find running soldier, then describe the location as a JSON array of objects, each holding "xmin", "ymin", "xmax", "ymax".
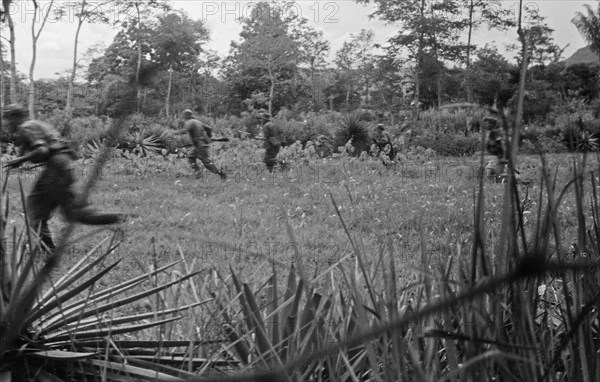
[
  {"xmin": 174, "ymin": 109, "xmax": 226, "ymax": 180},
  {"xmin": 483, "ymin": 117, "xmax": 507, "ymax": 182},
  {"xmin": 259, "ymin": 112, "xmax": 282, "ymax": 172},
  {"xmin": 2, "ymin": 104, "xmax": 124, "ymax": 252}
]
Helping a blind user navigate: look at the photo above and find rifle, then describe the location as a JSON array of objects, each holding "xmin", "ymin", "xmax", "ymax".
[{"xmin": 180, "ymin": 137, "xmax": 230, "ymax": 148}]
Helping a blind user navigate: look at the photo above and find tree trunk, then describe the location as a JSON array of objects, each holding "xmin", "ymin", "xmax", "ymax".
[
  {"xmin": 135, "ymin": 2, "xmax": 142, "ymax": 112},
  {"xmin": 268, "ymin": 77, "xmax": 275, "ymax": 116},
  {"xmin": 0, "ymin": 39, "xmax": 4, "ymax": 133},
  {"xmin": 437, "ymin": 67, "xmax": 442, "ymax": 108},
  {"xmin": 465, "ymin": 0, "xmax": 474, "ymax": 103},
  {"xmin": 345, "ymin": 87, "xmax": 350, "ymax": 110},
  {"xmin": 6, "ymin": 8, "xmax": 17, "ymax": 103},
  {"xmin": 66, "ymin": 2, "xmax": 86, "ymax": 117},
  {"xmin": 28, "ymin": 6, "xmax": 39, "ymax": 118},
  {"xmin": 413, "ymin": 0, "xmax": 426, "ymax": 121},
  {"xmin": 311, "ymin": 58, "xmax": 317, "ymax": 111},
  {"xmin": 267, "ymin": 59, "xmax": 274, "ymax": 116},
  {"xmin": 28, "ymin": 0, "xmax": 55, "ymax": 118},
  {"xmin": 364, "ymin": 63, "xmax": 369, "ymax": 106},
  {"xmin": 165, "ymin": 65, "xmax": 173, "ymax": 117}
]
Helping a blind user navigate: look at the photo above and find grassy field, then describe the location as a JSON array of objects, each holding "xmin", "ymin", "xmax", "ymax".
[
  {"xmin": 3, "ymin": 148, "xmax": 597, "ymax": 380},
  {"xmin": 4, "ymin": 150, "xmax": 586, "ymax": 281}
]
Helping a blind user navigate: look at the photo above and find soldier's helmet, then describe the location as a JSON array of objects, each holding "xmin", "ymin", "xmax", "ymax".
[
  {"xmin": 376, "ymin": 123, "xmax": 385, "ymax": 131},
  {"xmin": 181, "ymin": 109, "xmax": 194, "ymax": 119},
  {"xmin": 483, "ymin": 117, "xmax": 498, "ymax": 128},
  {"xmin": 256, "ymin": 109, "xmax": 271, "ymax": 120},
  {"xmin": 2, "ymin": 104, "xmax": 27, "ymax": 118}
]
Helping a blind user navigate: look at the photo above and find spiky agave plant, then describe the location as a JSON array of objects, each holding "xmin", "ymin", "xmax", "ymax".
[
  {"xmin": 336, "ymin": 111, "xmax": 371, "ymax": 157},
  {"xmin": 0, "ymin": 62, "xmax": 216, "ymax": 381},
  {"xmin": 0, "ymin": 212, "xmax": 210, "ymax": 381},
  {"xmin": 123, "ymin": 129, "xmax": 170, "ymax": 158}
]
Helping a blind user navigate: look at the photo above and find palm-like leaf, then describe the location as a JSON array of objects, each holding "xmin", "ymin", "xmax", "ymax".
[
  {"xmin": 336, "ymin": 111, "xmax": 371, "ymax": 156},
  {"xmin": 124, "ymin": 130, "xmax": 170, "ymax": 157},
  {"xmin": 0, "ymin": 191, "xmax": 212, "ymax": 381}
]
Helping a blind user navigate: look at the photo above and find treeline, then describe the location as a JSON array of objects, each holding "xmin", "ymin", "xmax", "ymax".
[{"xmin": 1, "ymin": 0, "xmax": 599, "ymax": 124}]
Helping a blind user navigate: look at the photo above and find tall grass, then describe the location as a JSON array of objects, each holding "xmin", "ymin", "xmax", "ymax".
[{"xmin": 173, "ymin": 152, "xmax": 600, "ymax": 381}]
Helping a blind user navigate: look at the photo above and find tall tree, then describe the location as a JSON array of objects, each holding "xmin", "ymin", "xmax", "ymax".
[
  {"xmin": 507, "ymin": 8, "xmax": 564, "ymax": 67},
  {"xmin": 361, "ymin": 0, "xmax": 469, "ymax": 115},
  {"xmin": 28, "ymin": 0, "xmax": 59, "ymax": 118},
  {"xmin": 334, "ymin": 41, "xmax": 358, "ymax": 110},
  {"xmin": 65, "ymin": 0, "xmax": 110, "ymax": 117},
  {"xmin": 470, "ymin": 45, "xmax": 516, "ymax": 106},
  {"xmin": 151, "ymin": 11, "xmax": 208, "ymax": 116},
  {"xmin": 371, "ymin": 48, "xmax": 408, "ymax": 121},
  {"xmin": 113, "ymin": 0, "xmax": 170, "ymax": 110},
  {"xmin": 462, "ymin": 0, "xmax": 513, "ymax": 102},
  {"xmin": 225, "ymin": 2, "xmax": 301, "ymax": 116},
  {"xmin": 1, "ymin": 0, "xmax": 18, "ymax": 103},
  {"xmin": 290, "ymin": 22, "xmax": 330, "ymax": 111},
  {"xmin": 573, "ymin": 3, "xmax": 600, "ymax": 62},
  {"xmin": 351, "ymin": 29, "xmax": 375, "ymax": 106}
]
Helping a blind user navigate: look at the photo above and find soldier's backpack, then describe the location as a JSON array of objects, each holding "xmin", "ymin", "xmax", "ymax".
[{"xmin": 203, "ymin": 124, "xmax": 213, "ymax": 138}]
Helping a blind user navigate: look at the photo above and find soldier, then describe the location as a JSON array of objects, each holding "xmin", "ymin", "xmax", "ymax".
[
  {"xmin": 259, "ymin": 112, "xmax": 282, "ymax": 172},
  {"xmin": 2, "ymin": 104, "xmax": 124, "ymax": 252},
  {"xmin": 372, "ymin": 123, "xmax": 396, "ymax": 161},
  {"xmin": 483, "ymin": 116, "xmax": 507, "ymax": 182},
  {"xmin": 174, "ymin": 109, "xmax": 226, "ymax": 180}
]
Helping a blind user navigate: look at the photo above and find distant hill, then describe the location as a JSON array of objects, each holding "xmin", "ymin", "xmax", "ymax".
[{"xmin": 564, "ymin": 46, "xmax": 600, "ymax": 66}]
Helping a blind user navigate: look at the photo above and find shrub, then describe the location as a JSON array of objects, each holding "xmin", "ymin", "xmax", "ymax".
[
  {"xmin": 334, "ymin": 111, "xmax": 371, "ymax": 156},
  {"xmin": 417, "ymin": 107, "xmax": 488, "ymax": 135},
  {"xmin": 67, "ymin": 115, "xmax": 110, "ymax": 148},
  {"xmin": 409, "ymin": 133, "xmax": 479, "ymax": 156}
]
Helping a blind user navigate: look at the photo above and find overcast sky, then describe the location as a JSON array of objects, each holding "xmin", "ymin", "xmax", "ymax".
[{"xmin": 3, "ymin": 0, "xmax": 592, "ymax": 79}]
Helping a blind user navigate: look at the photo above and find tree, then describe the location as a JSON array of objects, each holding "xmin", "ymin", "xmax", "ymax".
[
  {"xmin": 507, "ymin": 8, "xmax": 564, "ymax": 67},
  {"xmin": 560, "ymin": 63, "xmax": 599, "ymax": 101},
  {"xmin": 370, "ymin": 49, "xmax": 408, "ymax": 122},
  {"xmin": 351, "ymin": 29, "xmax": 375, "ymax": 106},
  {"xmin": 65, "ymin": 0, "xmax": 110, "ymax": 117},
  {"xmin": 152, "ymin": 11, "xmax": 209, "ymax": 116},
  {"xmin": 28, "ymin": 0, "xmax": 60, "ymax": 118},
  {"xmin": 113, "ymin": 0, "xmax": 170, "ymax": 110},
  {"xmin": 1, "ymin": 0, "xmax": 18, "ymax": 103},
  {"xmin": 462, "ymin": 0, "xmax": 513, "ymax": 102},
  {"xmin": 225, "ymin": 2, "xmax": 302, "ymax": 116},
  {"xmin": 470, "ymin": 45, "xmax": 516, "ymax": 107},
  {"xmin": 290, "ymin": 22, "xmax": 330, "ymax": 111},
  {"xmin": 87, "ymin": 28, "xmax": 144, "ymax": 84},
  {"xmin": 362, "ymin": 0, "xmax": 469, "ymax": 115},
  {"xmin": 334, "ymin": 41, "xmax": 358, "ymax": 110},
  {"xmin": 573, "ymin": 3, "xmax": 600, "ymax": 62}
]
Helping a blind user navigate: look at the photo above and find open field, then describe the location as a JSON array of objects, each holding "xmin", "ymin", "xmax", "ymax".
[
  {"xmin": 3, "ymin": 151, "xmax": 588, "ymax": 281},
  {"xmin": 3, "ymin": 148, "xmax": 600, "ymax": 380}
]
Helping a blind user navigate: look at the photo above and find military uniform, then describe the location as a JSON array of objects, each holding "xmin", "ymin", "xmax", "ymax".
[
  {"xmin": 181, "ymin": 110, "xmax": 226, "ymax": 180},
  {"xmin": 262, "ymin": 121, "xmax": 281, "ymax": 172},
  {"xmin": 483, "ymin": 118, "xmax": 507, "ymax": 181},
  {"xmin": 372, "ymin": 124, "xmax": 396, "ymax": 160},
  {"xmin": 4, "ymin": 108, "xmax": 122, "ymax": 251}
]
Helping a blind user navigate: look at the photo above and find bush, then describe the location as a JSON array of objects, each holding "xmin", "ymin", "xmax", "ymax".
[
  {"xmin": 67, "ymin": 115, "xmax": 110, "ymax": 148},
  {"xmin": 409, "ymin": 133, "xmax": 479, "ymax": 156},
  {"xmin": 334, "ymin": 111, "xmax": 371, "ymax": 156},
  {"xmin": 42, "ymin": 109, "xmax": 72, "ymax": 137},
  {"xmin": 520, "ymin": 137, "xmax": 568, "ymax": 154},
  {"xmin": 417, "ymin": 107, "xmax": 487, "ymax": 135}
]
